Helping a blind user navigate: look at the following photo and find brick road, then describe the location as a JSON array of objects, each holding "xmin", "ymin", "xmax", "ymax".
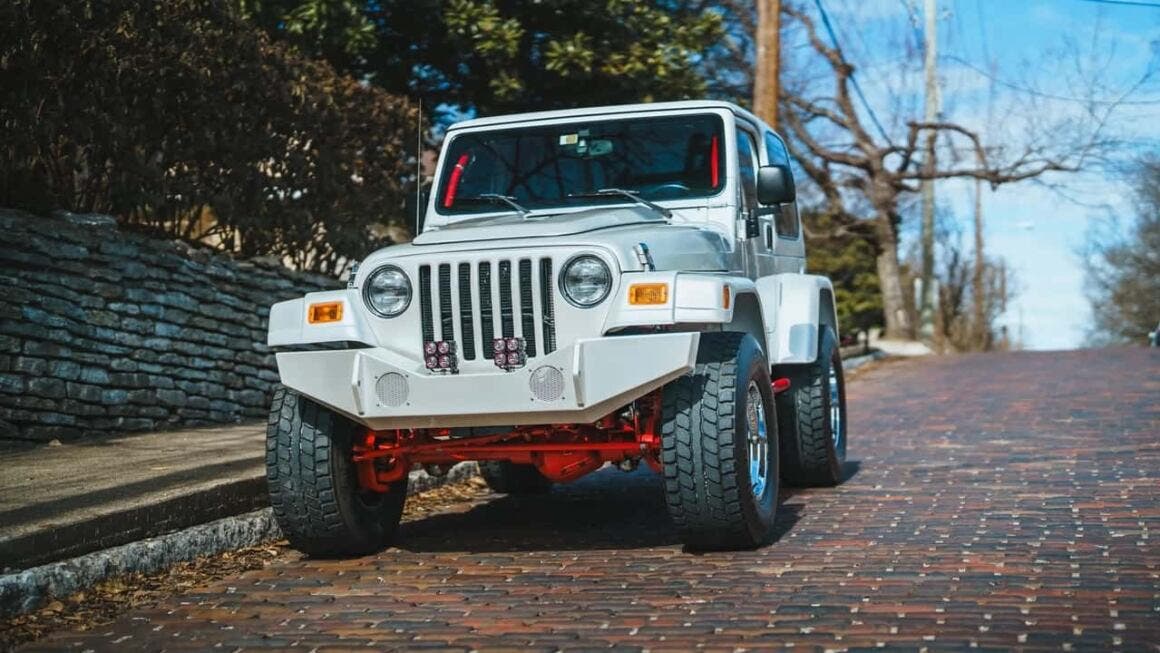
[{"xmin": 26, "ymin": 350, "xmax": 1160, "ymax": 651}]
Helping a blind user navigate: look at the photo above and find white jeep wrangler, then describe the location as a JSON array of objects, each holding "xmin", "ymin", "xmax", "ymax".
[{"xmin": 266, "ymin": 100, "xmax": 848, "ymax": 554}]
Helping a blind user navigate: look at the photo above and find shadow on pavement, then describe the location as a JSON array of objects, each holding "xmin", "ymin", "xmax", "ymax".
[
  {"xmin": 838, "ymin": 459, "xmax": 861, "ymax": 484},
  {"xmin": 780, "ymin": 459, "xmax": 861, "ymax": 501},
  {"xmin": 397, "ymin": 465, "xmax": 809, "ymax": 554}
]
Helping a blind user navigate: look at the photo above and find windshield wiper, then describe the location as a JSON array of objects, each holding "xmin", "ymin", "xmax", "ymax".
[
  {"xmin": 457, "ymin": 193, "xmax": 531, "ymax": 217},
  {"xmin": 567, "ymin": 188, "xmax": 672, "ymax": 220}
]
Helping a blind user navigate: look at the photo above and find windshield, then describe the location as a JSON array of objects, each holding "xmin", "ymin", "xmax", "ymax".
[{"xmin": 436, "ymin": 113, "xmax": 725, "ymax": 215}]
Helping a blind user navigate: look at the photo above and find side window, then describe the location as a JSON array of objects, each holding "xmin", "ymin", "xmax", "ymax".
[
  {"xmin": 764, "ymin": 132, "xmax": 799, "ymax": 239},
  {"xmin": 736, "ymin": 128, "xmax": 758, "ymax": 210},
  {"xmin": 764, "ymin": 132, "xmax": 789, "ymax": 166}
]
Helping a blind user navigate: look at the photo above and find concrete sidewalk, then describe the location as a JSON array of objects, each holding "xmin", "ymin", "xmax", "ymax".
[
  {"xmin": 0, "ymin": 422, "xmax": 480, "ymax": 618},
  {"xmin": 0, "ymin": 424, "xmax": 267, "ymax": 572}
]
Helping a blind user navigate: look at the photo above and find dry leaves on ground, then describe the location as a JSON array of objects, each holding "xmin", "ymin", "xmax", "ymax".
[{"xmin": 0, "ymin": 475, "xmax": 495, "ymax": 651}]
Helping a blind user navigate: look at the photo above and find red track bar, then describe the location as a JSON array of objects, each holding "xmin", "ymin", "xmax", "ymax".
[{"xmin": 355, "ymin": 441, "xmax": 644, "ymax": 461}]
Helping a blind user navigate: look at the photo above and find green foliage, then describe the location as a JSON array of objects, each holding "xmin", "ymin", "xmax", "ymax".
[
  {"xmin": 1084, "ymin": 156, "xmax": 1160, "ymax": 346},
  {"xmin": 236, "ymin": 0, "xmax": 723, "ymax": 116},
  {"xmin": 802, "ymin": 209, "xmax": 884, "ymax": 337},
  {"xmin": 236, "ymin": 0, "xmax": 377, "ymax": 68},
  {"xmin": 0, "ymin": 0, "xmax": 415, "ymax": 274}
]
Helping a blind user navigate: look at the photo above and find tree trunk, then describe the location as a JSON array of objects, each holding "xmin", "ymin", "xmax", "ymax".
[
  {"xmin": 971, "ymin": 178, "xmax": 987, "ymax": 349},
  {"xmin": 874, "ymin": 210, "xmax": 913, "ymax": 339}
]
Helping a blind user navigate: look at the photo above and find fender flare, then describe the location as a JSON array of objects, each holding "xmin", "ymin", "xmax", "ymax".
[
  {"xmin": 753, "ymin": 274, "xmax": 838, "ymax": 365},
  {"xmin": 601, "ymin": 272, "xmax": 838, "ymax": 366},
  {"xmin": 267, "ymin": 289, "xmax": 381, "ymax": 348}
]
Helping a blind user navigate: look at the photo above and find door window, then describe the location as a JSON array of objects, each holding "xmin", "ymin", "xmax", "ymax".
[
  {"xmin": 764, "ymin": 132, "xmax": 799, "ymax": 239},
  {"xmin": 736, "ymin": 128, "xmax": 758, "ymax": 211}
]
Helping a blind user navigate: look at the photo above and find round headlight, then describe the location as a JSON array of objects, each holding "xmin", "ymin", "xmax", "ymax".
[
  {"xmin": 363, "ymin": 265, "xmax": 412, "ymax": 318},
  {"xmin": 560, "ymin": 255, "xmax": 612, "ymax": 308}
]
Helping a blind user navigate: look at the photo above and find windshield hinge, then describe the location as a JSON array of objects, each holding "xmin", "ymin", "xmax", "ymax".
[{"xmin": 634, "ymin": 243, "xmax": 656, "ymax": 271}]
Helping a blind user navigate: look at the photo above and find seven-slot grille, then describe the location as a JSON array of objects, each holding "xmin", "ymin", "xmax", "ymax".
[{"xmin": 417, "ymin": 257, "xmax": 557, "ymax": 361}]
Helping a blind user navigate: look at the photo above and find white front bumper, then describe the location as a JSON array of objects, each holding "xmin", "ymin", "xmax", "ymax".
[{"xmin": 275, "ymin": 332, "xmax": 699, "ymax": 429}]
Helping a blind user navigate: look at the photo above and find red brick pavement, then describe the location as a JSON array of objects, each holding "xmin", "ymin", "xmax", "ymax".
[{"xmin": 24, "ymin": 349, "xmax": 1160, "ymax": 651}]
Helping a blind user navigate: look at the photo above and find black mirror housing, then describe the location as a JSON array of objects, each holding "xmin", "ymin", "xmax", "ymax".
[{"xmin": 757, "ymin": 165, "xmax": 796, "ymax": 205}]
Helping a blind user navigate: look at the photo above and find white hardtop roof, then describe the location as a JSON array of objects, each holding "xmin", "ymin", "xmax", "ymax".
[{"xmin": 446, "ymin": 100, "xmax": 768, "ymax": 132}]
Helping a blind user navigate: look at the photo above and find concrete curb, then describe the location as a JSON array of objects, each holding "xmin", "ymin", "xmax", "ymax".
[
  {"xmin": 0, "ymin": 508, "xmax": 279, "ymax": 618},
  {"xmin": 0, "ymin": 462, "xmax": 479, "ymax": 619},
  {"xmin": 1, "ymin": 475, "xmax": 269, "ymax": 572},
  {"xmin": 843, "ymin": 349, "xmax": 887, "ymax": 372}
]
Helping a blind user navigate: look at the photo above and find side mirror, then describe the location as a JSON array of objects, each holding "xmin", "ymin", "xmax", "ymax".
[{"xmin": 757, "ymin": 165, "xmax": 796, "ymax": 205}]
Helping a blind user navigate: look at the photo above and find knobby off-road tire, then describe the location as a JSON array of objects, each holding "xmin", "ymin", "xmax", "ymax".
[
  {"xmin": 478, "ymin": 460, "xmax": 553, "ymax": 494},
  {"xmin": 778, "ymin": 326, "xmax": 847, "ymax": 487},
  {"xmin": 660, "ymin": 332, "xmax": 779, "ymax": 551},
  {"xmin": 266, "ymin": 386, "xmax": 407, "ymax": 557}
]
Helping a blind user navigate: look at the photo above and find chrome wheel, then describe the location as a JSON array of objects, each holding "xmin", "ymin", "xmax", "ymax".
[
  {"xmin": 746, "ymin": 380, "xmax": 770, "ymax": 497},
  {"xmin": 828, "ymin": 359, "xmax": 843, "ymax": 450}
]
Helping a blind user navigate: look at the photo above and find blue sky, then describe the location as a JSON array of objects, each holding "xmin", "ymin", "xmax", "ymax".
[{"xmin": 817, "ymin": 0, "xmax": 1160, "ymax": 349}]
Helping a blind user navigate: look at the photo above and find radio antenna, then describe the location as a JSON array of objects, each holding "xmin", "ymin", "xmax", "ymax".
[{"xmin": 415, "ymin": 98, "xmax": 423, "ymax": 231}]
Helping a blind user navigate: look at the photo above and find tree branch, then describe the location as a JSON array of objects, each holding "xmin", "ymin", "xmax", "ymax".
[
  {"xmin": 781, "ymin": 3, "xmax": 879, "ymax": 158},
  {"xmin": 781, "ymin": 102, "xmax": 872, "ymax": 171}
]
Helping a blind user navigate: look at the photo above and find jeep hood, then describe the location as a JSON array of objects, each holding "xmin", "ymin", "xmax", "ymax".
[{"xmin": 412, "ymin": 207, "xmax": 664, "ymax": 246}]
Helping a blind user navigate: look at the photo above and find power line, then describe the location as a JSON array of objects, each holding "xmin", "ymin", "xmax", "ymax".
[
  {"xmin": 898, "ymin": 0, "xmax": 924, "ymax": 52},
  {"xmin": 944, "ymin": 54, "xmax": 1160, "ymax": 105},
  {"xmin": 975, "ymin": 0, "xmax": 992, "ymax": 65},
  {"xmin": 1074, "ymin": 0, "xmax": 1160, "ymax": 7},
  {"xmin": 811, "ymin": 0, "xmax": 894, "ymax": 144}
]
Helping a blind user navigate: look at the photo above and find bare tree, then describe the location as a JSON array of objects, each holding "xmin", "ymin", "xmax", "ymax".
[
  {"xmin": 930, "ymin": 231, "xmax": 1011, "ymax": 353},
  {"xmin": 775, "ymin": 4, "xmax": 1139, "ymax": 339},
  {"xmin": 694, "ymin": 1, "xmax": 1149, "ymax": 340}
]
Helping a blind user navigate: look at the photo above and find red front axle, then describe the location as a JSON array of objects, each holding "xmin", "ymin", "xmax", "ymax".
[{"xmin": 353, "ymin": 390, "xmax": 664, "ymax": 492}]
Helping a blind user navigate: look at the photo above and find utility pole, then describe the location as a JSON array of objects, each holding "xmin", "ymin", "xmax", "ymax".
[
  {"xmin": 918, "ymin": 0, "xmax": 940, "ymax": 340},
  {"xmin": 972, "ymin": 60, "xmax": 998, "ymax": 351},
  {"xmin": 753, "ymin": 0, "xmax": 781, "ymax": 129}
]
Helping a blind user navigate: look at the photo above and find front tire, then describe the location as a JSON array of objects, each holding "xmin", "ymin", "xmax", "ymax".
[
  {"xmin": 660, "ymin": 332, "xmax": 779, "ymax": 550},
  {"xmin": 778, "ymin": 326, "xmax": 847, "ymax": 487},
  {"xmin": 266, "ymin": 386, "xmax": 407, "ymax": 557}
]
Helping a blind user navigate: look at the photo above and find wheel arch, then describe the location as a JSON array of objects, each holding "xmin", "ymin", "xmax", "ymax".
[{"xmin": 723, "ymin": 289, "xmax": 768, "ymax": 357}]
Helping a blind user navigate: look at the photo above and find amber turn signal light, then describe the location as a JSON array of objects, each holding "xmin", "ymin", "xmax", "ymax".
[
  {"xmin": 307, "ymin": 301, "xmax": 343, "ymax": 324},
  {"xmin": 627, "ymin": 283, "xmax": 669, "ymax": 305}
]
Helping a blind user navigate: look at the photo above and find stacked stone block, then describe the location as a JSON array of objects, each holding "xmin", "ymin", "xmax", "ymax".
[{"xmin": 0, "ymin": 209, "xmax": 340, "ymax": 446}]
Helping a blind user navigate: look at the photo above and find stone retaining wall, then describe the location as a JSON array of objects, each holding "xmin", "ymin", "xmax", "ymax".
[{"xmin": 0, "ymin": 209, "xmax": 340, "ymax": 446}]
